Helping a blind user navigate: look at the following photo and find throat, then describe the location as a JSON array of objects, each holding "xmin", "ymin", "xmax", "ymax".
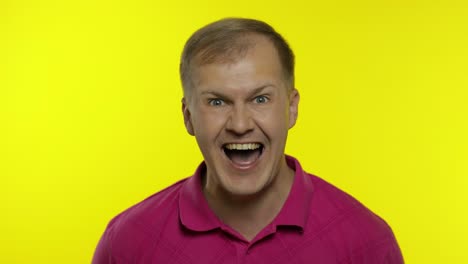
[
  {"xmin": 209, "ymin": 192, "xmax": 285, "ymax": 242},
  {"xmin": 204, "ymin": 172, "xmax": 294, "ymax": 242}
]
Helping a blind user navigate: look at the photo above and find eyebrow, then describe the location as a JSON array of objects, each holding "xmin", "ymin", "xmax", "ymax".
[{"xmin": 200, "ymin": 84, "xmax": 274, "ymax": 98}]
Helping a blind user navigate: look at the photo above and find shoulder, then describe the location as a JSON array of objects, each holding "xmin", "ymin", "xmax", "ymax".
[
  {"xmin": 308, "ymin": 173, "xmax": 389, "ymax": 231},
  {"xmin": 107, "ymin": 178, "xmax": 187, "ymax": 235},
  {"xmin": 306, "ymin": 174, "xmax": 403, "ymax": 263},
  {"xmin": 93, "ymin": 178, "xmax": 189, "ymax": 263}
]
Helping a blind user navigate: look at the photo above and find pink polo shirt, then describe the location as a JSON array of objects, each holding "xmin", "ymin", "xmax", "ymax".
[{"xmin": 93, "ymin": 156, "xmax": 403, "ymax": 263}]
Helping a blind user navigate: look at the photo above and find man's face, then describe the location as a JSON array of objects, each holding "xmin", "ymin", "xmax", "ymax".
[{"xmin": 182, "ymin": 35, "xmax": 299, "ymax": 197}]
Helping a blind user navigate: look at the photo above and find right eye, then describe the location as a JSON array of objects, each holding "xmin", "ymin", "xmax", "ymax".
[{"xmin": 208, "ymin": 99, "xmax": 225, "ymax": 106}]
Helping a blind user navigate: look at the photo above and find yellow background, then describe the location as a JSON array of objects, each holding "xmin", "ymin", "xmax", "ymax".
[{"xmin": 1, "ymin": 0, "xmax": 467, "ymax": 263}]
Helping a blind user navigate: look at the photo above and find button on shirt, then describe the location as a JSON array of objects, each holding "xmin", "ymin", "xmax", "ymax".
[{"xmin": 92, "ymin": 156, "xmax": 404, "ymax": 263}]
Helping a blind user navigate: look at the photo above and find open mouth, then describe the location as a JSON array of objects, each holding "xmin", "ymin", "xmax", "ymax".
[{"xmin": 222, "ymin": 143, "xmax": 264, "ymax": 167}]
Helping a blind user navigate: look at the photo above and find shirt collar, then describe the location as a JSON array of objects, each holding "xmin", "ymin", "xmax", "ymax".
[
  {"xmin": 179, "ymin": 163, "xmax": 222, "ymax": 232},
  {"xmin": 273, "ymin": 155, "xmax": 314, "ymax": 230},
  {"xmin": 178, "ymin": 155, "xmax": 314, "ymax": 232}
]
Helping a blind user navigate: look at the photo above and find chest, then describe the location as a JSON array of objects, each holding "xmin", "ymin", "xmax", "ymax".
[{"xmin": 129, "ymin": 231, "xmax": 342, "ymax": 264}]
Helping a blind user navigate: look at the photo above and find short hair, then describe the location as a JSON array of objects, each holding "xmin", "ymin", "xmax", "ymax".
[{"xmin": 180, "ymin": 18, "xmax": 295, "ymax": 95}]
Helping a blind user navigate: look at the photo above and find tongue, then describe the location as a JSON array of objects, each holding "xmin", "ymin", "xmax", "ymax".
[{"xmin": 228, "ymin": 149, "xmax": 261, "ymax": 166}]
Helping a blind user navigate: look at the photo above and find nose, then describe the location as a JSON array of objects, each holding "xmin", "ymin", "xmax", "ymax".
[{"xmin": 225, "ymin": 104, "xmax": 254, "ymax": 135}]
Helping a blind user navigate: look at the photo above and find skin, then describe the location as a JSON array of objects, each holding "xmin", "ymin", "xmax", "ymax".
[{"xmin": 182, "ymin": 35, "xmax": 300, "ymax": 241}]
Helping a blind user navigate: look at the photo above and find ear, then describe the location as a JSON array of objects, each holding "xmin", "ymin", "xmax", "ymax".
[
  {"xmin": 182, "ymin": 97, "xmax": 195, "ymax": 136},
  {"xmin": 288, "ymin": 89, "xmax": 300, "ymax": 129}
]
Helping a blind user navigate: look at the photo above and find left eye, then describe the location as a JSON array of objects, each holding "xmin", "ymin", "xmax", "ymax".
[{"xmin": 254, "ymin": 96, "xmax": 268, "ymax": 104}]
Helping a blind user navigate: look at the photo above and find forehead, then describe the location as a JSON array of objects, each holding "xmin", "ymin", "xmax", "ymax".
[
  {"xmin": 192, "ymin": 31, "xmax": 282, "ymax": 64},
  {"xmin": 191, "ymin": 36, "xmax": 284, "ymax": 92},
  {"xmin": 193, "ymin": 33, "xmax": 257, "ymax": 66}
]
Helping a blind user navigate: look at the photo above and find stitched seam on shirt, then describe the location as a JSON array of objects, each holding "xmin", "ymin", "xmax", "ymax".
[
  {"xmin": 210, "ymin": 236, "xmax": 232, "ymax": 264},
  {"xmin": 107, "ymin": 218, "xmax": 134, "ymax": 263},
  {"xmin": 337, "ymin": 236, "xmax": 395, "ymax": 264},
  {"xmin": 136, "ymin": 196, "xmax": 180, "ymax": 262},
  {"xmin": 155, "ymin": 238, "xmax": 193, "ymax": 264},
  {"xmin": 277, "ymin": 234, "xmax": 296, "ymax": 262},
  {"xmin": 303, "ymin": 207, "xmax": 358, "ymax": 244},
  {"xmin": 169, "ymin": 233, "xmax": 194, "ymax": 264},
  {"xmin": 272, "ymin": 206, "xmax": 361, "ymax": 263}
]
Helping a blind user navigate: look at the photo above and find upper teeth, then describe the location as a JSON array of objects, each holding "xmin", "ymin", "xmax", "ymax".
[{"xmin": 225, "ymin": 143, "xmax": 261, "ymax": 150}]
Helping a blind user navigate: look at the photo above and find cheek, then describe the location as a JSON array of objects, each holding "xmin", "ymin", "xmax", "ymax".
[
  {"xmin": 257, "ymin": 103, "xmax": 289, "ymax": 123},
  {"xmin": 193, "ymin": 109, "xmax": 226, "ymax": 137},
  {"xmin": 255, "ymin": 108, "xmax": 289, "ymax": 135}
]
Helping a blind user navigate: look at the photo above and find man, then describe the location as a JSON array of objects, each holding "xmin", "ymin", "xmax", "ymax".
[{"xmin": 93, "ymin": 18, "xmax": 404, "ymax": 263}]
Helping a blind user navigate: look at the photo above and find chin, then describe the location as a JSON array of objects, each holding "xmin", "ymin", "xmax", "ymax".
[
  {"xmin": 219, "ymin": 169, "xmax": 272, "ymax": 197},
  {"xmin": 205, "ymin": 150, "xmax": 278, "ymax": 197},
  {"xmin": 227, "ymin": 183, "xmax": 262, "ymax": 196}
]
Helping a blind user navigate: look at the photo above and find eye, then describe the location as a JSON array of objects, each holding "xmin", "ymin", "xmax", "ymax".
[
  {"xmin": 254, "ymin": 95, "xmax": 269, "ymax": 104},
  {"xmin": 208, "ymin": 98, "xmax": 225, "ymax": 106}
]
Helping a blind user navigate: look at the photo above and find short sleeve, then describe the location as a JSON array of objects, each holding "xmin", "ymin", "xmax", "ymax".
[
  {"xmin": 345, "ymin": 235, "xmax": 404, "ymax": 264},
  {"xmin": 92, "ymin": 229, "xmax": 114, "ymax": 264},
  {"xmin": 382, "ymin": 239, "xmax": 404, "ymax": 264}
]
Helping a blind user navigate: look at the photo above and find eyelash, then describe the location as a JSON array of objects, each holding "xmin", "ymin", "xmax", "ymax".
[
  {"xmin": 207, "ymin": 95, "xmax": 269, "ymax": 106},
  {"xmin": 208, "ymin": 98, "xmax": 225, "ymax": 106},
  {"xmin": 254, "ymin": 95, "xmax": 269, "ymax": 104}
]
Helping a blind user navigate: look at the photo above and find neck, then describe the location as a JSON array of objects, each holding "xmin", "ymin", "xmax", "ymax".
[{"xmin": 203, "ymin": 163, "xmax": 295, "ymax": 241}]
